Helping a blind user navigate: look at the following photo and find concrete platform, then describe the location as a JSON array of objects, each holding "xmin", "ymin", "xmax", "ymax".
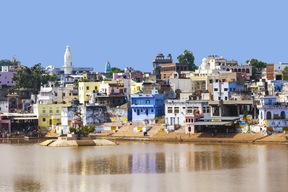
[{"xmin": 40, "ymin": 138, "xmax": 117, "ymax": 147}]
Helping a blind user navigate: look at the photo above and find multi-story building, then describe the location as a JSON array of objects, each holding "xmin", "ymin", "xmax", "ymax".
[
  {"xmin": 78, "ymin": 81, "xmax": 102, "ymax": 104},
  {"xmin": 37, "ymin": 83, "xmax": 76, "ymax": 104},
  {"xmin": 152, "ymin": 53, "xmax": 173, "ymax": 80},
  {"xmin": 210, "ymin": 81, "xmax": 255, "ymax": 117},
  {"xmin": 131, "ymin": 88, "xmax": 165, "ymax": 122},
  {"xmin": 164, "ymin": 97, "xmax": 209, "ymax": 132},
  {"xmin": 159, "ymin": 63, "xmax": 189, "ymax": 81},
  {"xmin": 258, "ymin": 96, "xmax": 288, "ymax": 133},
  {"xmin": 37, "ymin": 103, "xmax": 70, "ymax": 129}
]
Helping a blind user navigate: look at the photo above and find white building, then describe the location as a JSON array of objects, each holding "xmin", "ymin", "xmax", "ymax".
[
  {"xmin": 213, "ymin": 82, "xmax": 245, "ymax": 101},
  {"xmin": 164, "ymin": 99, "xmax": 210, "ymax": 132},
  {"xmin": 258, "ymin": 96, "xmax": 288, "ymax": 133}
]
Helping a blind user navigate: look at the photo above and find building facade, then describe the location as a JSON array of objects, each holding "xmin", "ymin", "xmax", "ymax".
[{"xmin": 131, "ymin": 88, "xmax": 165, "ymax": 122}]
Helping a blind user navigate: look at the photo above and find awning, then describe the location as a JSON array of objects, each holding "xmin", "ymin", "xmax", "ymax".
[{"xmin": 192, "ymin": 121, "xmax": 231, "ymax": 126}]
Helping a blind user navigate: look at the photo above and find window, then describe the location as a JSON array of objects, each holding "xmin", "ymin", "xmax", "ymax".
[
  {"xmin": 151, "ymin": 109, "xmax": 154, "ymax": 112},
  {"xmin": 281, "ymin": 111, "xmax": 286, "ymax": 119},
  {"xmin": 266, "ymin": 111, "xmax": 272, "ymax": 119},
  {"xmin": 43, "ymin": 118, "xmax": 46, "ymax": 122},
  {"xmin": 146, "ymin": 100, "xmax": 150, "ymax": 104},
  {"xmin": 146, "ymin": 109, "xmax": 148, "ymax": 115},
  {"xmin": 174, "ymin": 107, "xmax": 179, "ymax": 114},
  {"xmin": 168, "ymin": 107, "xmax": 173, "ymax": 113},
  {"xmin": 137, "ymin": 109, "xmax": 140, "ymax": 115},
  {"xmin": 214, "ymin": 88, "xmax": 218, "ymax": 91},
  {"xmin": 224, "ymin": 88, "xmax": 228, "ymax": 91},
  {"xmin": 187, "ymin": 107, "xmax": 193, "ymax": 113},
  {"xmin": 86, "ymin": 86, "xmax": 89, "ymax": 90},
  {"xmin": 62, "ymin": 93, "xmax": 65, "ymax": 97},
  {"xmin": 42, "ymin": 109, "xmax": 46, "ymax": 113},
  {"xmin": 49, "ymin": 109, "xmax": 53, "ymax": 113}
]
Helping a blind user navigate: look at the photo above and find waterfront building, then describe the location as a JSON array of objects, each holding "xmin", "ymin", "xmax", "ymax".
[
  {"xmin": 258, "ymin": 96, "xmax": 288, "ymax": 133},
  {"xmin": 37, "ymin": 103, "xmax": 70, "ymax": 129},
  {"xmin": 131, "ymin": 88, "xmax": 165, "ymax": 122},
  {"xmin": 209, "ymin": 81, "xmax": 255, "ymax": 117},
  {"xmin": 164, "ymin": 99, "xmax": 208, "ymax": 132}
]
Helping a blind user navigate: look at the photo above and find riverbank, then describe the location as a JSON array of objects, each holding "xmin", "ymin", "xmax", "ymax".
[{"xmin": 88, "ymin": 123, "xmax": 288, "ymax": 144}]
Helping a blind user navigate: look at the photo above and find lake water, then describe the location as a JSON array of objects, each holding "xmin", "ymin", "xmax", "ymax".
[{"xmin": 0, "ymin": 139, "xmax": 288, "ymax": 192}]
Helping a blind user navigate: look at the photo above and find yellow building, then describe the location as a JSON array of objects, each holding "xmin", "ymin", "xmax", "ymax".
[
  {"xmin": 78, "ymin": 81, "xmax": 117, "ymax": 104},
  {"xmin": 130, "ymin": 80, "xmax": 143, "ymax": 94},
  {"xmin": 38, "ymin": 103, "xmax": 70, "ymax": 128},
  {"xmin": 78, "ymin": 82, "xmax": 101, "ymax": 104}
]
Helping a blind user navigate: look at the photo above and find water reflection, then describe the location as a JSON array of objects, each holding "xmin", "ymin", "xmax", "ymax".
[
  {"xmin": 66, "ymin": 143, "xmax": 249, "ymax": 175},
  {"xmin": 13, "ymin": 177, "xmax": 42, "ymax": 192},
  {"xmin": 0, "ymin": 141, "xmax": 287, "ymax": 192}
]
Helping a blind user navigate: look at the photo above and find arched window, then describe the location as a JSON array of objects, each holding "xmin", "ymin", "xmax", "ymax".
[
  {"xmin": 233, "ymin": 69, "xmax": 237, "ymax": 72},
  {"xmin": 242, "ymin": 68, "xmax": 245, "ymax": 72},
  {"xmin": 246, "ymin": 68, "xmax": 250, "ymax": 73},
  {"xmin": 260, "ymin": 111, "xmax": 263, "ymax": 119},
  {"xmin": 281, "ymin": 111, "xmax": 286, "ymax": 119},
  {"xmin": 238, "ymin": 68, "xmax": 241, "ymax": 72},
  {"xmin": 266, "ymin": 111, "xmax": 272, "ymax": 119}
]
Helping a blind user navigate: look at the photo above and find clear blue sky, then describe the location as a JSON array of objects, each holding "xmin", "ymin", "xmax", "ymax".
[{"xmin": 1, "ymin": 0, "xmax": 288, "ymax": 72}]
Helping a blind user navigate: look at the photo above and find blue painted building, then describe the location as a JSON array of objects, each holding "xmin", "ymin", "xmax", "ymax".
[{"xmin": 131, "ymin": 88, "xmax": 165, "ymax": 122}]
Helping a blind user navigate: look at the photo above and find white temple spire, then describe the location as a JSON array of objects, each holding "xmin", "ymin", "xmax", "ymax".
[{"xmin": 63, "ymin": 45, "xmax": 72, "ymax": 75}]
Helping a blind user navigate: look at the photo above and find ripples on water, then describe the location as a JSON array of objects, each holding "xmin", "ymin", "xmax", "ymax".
[{"xmin": 1, "ymin": 139, "xmax": 288, "ymax": 192}]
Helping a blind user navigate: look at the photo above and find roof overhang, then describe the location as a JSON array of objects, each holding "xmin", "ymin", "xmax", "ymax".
[{"xmin": 191, "ymin": 121, "xmax": 231, "ymax": 126}]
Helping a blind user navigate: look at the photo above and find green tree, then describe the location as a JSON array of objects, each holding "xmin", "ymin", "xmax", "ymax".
[
  {"xmin": 177, "ymin": 50, "xmax": 197, "ymax": 71},
  {"xmin": 282, "ymin": 66, "xmax": 288, "ymax": 80},
  {"xmin": 246, "ymin": 59, "xmax": 267, "ymax": 80},
  {"xmin": 11, "ymin": 63, "xmax": 57, "ymax": 93},
  {"xmin": 107, "ymin": 67, "xmax": 124, "ymax": 78}
]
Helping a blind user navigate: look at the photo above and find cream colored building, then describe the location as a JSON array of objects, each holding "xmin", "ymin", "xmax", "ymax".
[{"xmin": 37, "ymin": 83, "xmax": 75, "ymax": 104}]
